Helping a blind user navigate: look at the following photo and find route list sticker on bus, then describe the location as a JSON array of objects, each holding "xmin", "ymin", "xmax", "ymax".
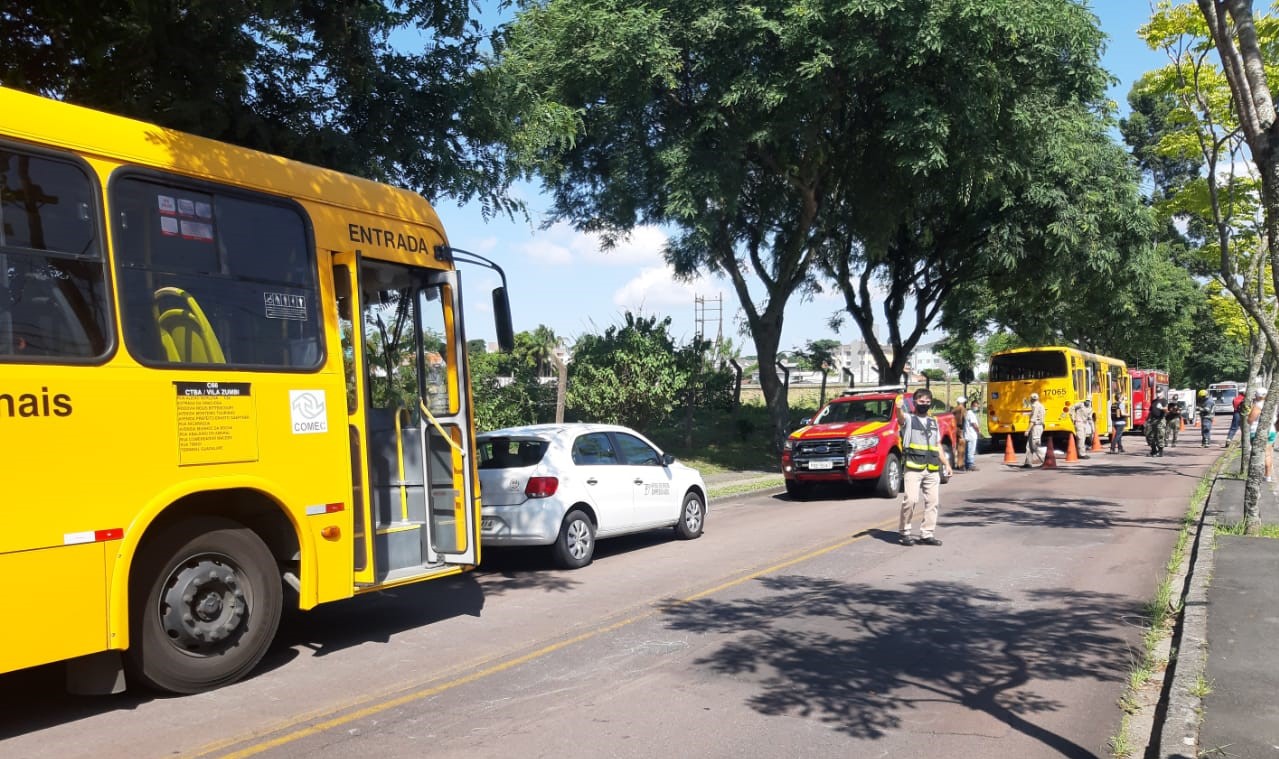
[
  {"xmin": 157, "ymin": 193, "xmax": 215, "ymax": 243},
  {"xmin": 174, "ymin": 381, "xmax": 259, "ymax": 466}
]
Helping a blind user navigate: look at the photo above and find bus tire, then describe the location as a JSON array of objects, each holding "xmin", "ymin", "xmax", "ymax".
[
  {"xmin": 876, "ymin": 454, "xmax": 903, "ymax": 499},
  {"xmin": 126, "ymin": 517, "xmax": 282, "ymax": 694}
]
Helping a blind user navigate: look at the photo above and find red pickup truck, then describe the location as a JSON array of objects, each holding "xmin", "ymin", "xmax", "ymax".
[{"xmin": 780, "ymin": 387, "xmax": 958, "ymax": 500}]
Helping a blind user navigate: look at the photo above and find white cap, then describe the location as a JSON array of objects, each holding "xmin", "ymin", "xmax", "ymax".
[
  {"xmin": 1030, "ymin": 392, "xmax": 1039, "ymax": 400},
  {"xmin": 957, "ymin": 396, "xmax": 967, "ymax": 404},
  {"xmin": 1257, "ymin": 388, "xmax": 1269, "ymax": 398}
]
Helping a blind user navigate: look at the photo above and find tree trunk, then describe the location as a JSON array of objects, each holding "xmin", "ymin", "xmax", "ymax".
[
  {"xmin": 551, "ymin": 352, "xmax": 567, "ymax": 424},
  {"xmin": 753, "ymin": 323, "xmax": 790, "ymax": 453}
]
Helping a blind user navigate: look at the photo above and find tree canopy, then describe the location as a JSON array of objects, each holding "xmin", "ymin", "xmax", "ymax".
[
  {"xmin": 1, "ymin": 0, "xmax": 521, "ymax": 212},
  {"xmin": 485, "ymin": 0, "xmax": 1142, "ymax": 448}
]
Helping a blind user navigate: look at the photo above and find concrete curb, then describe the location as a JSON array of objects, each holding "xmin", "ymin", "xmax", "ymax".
[{"xmin": 1158, "ymin": 514, "xmax": 1215, "ymax": 759}]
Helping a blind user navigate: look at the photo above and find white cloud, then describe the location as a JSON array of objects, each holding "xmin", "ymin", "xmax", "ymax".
[
  {"xmin": 515, "ymin": 222, "xmax": 668, "ymax": 267},
  {"xmin": 522, "ymin": 237, "xmax": 574, "ymax": 265},
  {"xmin": 581, "ymin": 225, "xmax": 668, "ymax": 266},
  {"xmin": 613, "ymin": 265, "xmax": 729, "ymax": 311}
]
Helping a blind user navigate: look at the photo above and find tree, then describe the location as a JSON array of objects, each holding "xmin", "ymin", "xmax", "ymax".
[
  {"xmin": 792, "ymin": 339, "xmax": 841, "ymax": 372},
  {"xmin": 1141, "ymin": 1, "xmax": 1279, "ymax": 527},
  {"xmin": 813, "ymin": 2, "xmax": 1150, "ymax": 386},
  {"xmin": 1, "ymin": 1, "xmax": 521, "ymax": 213},
  {"xmin": 567, "ymin": 313, "xmax": 690, "ymax": 431},
  {"xmin": 920, "ymin": 369, "xmax": 946, "ymax": 383}
]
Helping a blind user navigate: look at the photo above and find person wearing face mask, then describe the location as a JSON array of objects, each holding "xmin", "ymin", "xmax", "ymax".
[{"xmin": 898, "ymin": 388, "xmax": 949, "ymax": 546}]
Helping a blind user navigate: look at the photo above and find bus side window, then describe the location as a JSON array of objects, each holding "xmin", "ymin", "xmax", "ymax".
[
  {"xmin": 112, "ymin": 177, "xmax": 321, "ymax": 369},
  {"xmin": 0, "ymin": 150, "xmax": 110, "ymax": 361}
]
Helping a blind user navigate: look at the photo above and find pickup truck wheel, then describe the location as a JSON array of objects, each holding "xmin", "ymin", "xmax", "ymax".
[
  {"xmin": 876, "ymin": 454, "xmax": 902, "ymax": 498},
  {"xmin": 785, "ymin": 480, "xmax": 810, "ymax": 501},
  {"xmin": 940, "ymin": 441, "xmax": 954, "ymax": 484}
]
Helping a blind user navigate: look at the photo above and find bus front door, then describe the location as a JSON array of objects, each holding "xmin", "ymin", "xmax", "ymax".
[{"xmin": 334, "ymin": 254, "xmax": 477, "ymax": 586}]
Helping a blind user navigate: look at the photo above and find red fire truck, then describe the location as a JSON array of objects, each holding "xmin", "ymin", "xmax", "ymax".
[{"xmin": 1129, "ymin": 368, "xmax": 1169, "ymax": 432}]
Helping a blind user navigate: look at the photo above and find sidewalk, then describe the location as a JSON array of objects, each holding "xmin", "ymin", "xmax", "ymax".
[{"xmin": 1161, "ymin": 472, "xmax": 1279, "ymax": 758}]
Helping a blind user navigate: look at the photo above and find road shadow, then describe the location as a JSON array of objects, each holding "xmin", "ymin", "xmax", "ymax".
[
  {"xmin": 658, "ymin": 576, "xmax": 1133, "ymax": 757},
  {"xmin": 946, "ymin": 496, "xmax": 1183, "ymax": 533},
  {"xmin": 863, "ymin": 528, "xmax": 904, "ymax": 545},
  {"xmin": 272, "ymin": 572, "xmax": 486, "ymax": 659},
  {"xmin": 0, "ymin": 574, "xmax": 488, "ymax": 735},
  {"xmin": 0, "ymin": 662, "xmax": 157, "ymax": 739},
  {"xmin": 770, "ymin": 482, "xmax": 886, "ymax": 504}
]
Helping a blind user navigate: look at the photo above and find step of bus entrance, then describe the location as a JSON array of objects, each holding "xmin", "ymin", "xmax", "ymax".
[{"xmin": 374, "ymin": 521, "xmax": 425, "ymax": 570}]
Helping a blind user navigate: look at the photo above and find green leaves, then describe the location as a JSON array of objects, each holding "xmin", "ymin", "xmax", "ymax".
[{"xmin": 1, "ymin": 0, "xmax": 524, "ymax": 214}]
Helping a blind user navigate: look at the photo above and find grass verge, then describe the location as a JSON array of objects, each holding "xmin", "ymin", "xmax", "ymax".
[
  {"xmin": 708, "ymin": 476, "xmax": 785, "ymax": 500},
  {"xmin": 1108, "ymin": 448, "xmax": 1235, "ymax": 758},
  {"xmin": 1215, "ymin": 519, "xmax": 1279, "ymax": 538}
]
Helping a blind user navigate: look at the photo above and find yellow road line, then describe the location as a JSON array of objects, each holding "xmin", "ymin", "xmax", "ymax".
[{"xmin": 197, "ymin": 515, "xmax": 897, "ymax": 758}]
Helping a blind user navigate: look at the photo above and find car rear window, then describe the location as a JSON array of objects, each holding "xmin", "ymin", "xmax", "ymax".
[{"xmin": 478, "ymin": 437, "xmax": 548, "ymax": 469}]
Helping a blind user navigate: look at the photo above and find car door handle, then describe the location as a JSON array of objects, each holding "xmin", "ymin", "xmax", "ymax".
[
  {"xmin": 634, "ymin": 478, "xmax": 644, "ymax": 485},
  {"xmin": 586, "ymin": 478, "xmax": 598, "ymax": 485}
]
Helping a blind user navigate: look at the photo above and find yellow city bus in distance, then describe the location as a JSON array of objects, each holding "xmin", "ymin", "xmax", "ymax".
[
  {"xmin": 985, "ymin": 347, "xmax": 1129, "ymax": 446},
  {"xmin": 0, "ymin": 87, "xmax": 513, "ymax": 694}
]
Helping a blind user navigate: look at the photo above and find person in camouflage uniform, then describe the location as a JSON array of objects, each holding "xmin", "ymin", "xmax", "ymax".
[
  {"xmin": 1165, "ymin": 396, "xmax": 1182, "ymax": 447},
  {"xmin": 1146, "ymin": 393, "xmax": 1168, "ymax": 457}
]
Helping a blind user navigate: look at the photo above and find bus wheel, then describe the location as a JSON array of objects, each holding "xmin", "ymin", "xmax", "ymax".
[{"xmin": 126, "ymin": 517, "xmax": 282, "ymax": 694}]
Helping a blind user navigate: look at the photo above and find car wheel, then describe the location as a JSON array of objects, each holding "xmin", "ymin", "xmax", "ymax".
[
  {"xmin": 125, "ymin": 517, "xmax": 282, "ymax": 694},
  {"xmin": 876, "ymin": 454, "xmax": 902, "ymax": 498},
  {"xmin": 940, "ymin": 441, "xmax": 954, "ymax": 484},
  {"xmin": 675, "ymin": 492, "xmax": 705, "ymax": 539},
  {"xmin": 552, "ymin": 509, "xmax": 595, "ymax": 569},
  {"xmin": 785, "ymin": 479, "xmax": 810, "ymax": 501}
]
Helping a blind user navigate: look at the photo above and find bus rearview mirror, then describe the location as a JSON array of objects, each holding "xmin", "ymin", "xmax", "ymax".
[{"xmin": 492, "ymin": 286, "xmax": 515, "ymax": 352}]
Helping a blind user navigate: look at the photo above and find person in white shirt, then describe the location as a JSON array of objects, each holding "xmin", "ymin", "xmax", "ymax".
[{"xmin": 962, "ymin": 398, "xmax": 980, "ymax": 471}]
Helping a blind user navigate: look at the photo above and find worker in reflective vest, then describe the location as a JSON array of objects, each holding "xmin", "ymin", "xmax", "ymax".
[{"xmin": 899, "ymin": 387, "xmax": 947, "ymax": 547}]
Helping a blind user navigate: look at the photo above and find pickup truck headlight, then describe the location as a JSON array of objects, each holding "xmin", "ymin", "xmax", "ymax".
[
  {"xmin": 783, "ymin": 438, "xmax": 794, "ymax": 452},
  {"xmin": 847, "ymin": 434, "xmax": 878, "ymax": 454}
]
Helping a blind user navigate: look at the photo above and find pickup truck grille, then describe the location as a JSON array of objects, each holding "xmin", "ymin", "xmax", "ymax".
[{"xmin": 792, "ymin": 439, "xmax": 849, "ymax": 460}]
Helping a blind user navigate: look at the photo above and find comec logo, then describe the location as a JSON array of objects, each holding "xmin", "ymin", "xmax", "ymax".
[
  {"xmin": 289, "ymin": 390, "xmax": 328, "ymax": 434},
  {"xmin": 1, "ymin": 387, "xmax": 72, "ymax": 418}
]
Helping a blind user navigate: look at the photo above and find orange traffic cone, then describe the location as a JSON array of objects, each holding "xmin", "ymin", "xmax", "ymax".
[
  {"xmin": 1042, "ymin": 434, "xmax": 1058, "ymax": 469},
  {"xmin": 1003, "ymin": 434, "xmax": 1017, "ymax": 465},
  {"xmin": 1091, "ymin": 430, "xmax": 1103, "ymax": 453},
  {"xmin": 1065, "ymin": 433, "xmax": 1079, "ymax": 462}
]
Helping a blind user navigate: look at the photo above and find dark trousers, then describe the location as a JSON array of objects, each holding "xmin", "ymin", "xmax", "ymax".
[{"xmin": 1201, "ymin": 417, "xmax": 1213, "ymax": 445}]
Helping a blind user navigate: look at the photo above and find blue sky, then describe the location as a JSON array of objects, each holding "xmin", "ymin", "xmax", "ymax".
[{"xmin": 445, "ymin": 2, "xmax": 1171, "ymax": 353}]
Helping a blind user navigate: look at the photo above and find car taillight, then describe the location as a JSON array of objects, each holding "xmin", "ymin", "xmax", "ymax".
[{"xmin": 525, "ymin": 476, "xmax": 559, "ymax": 498}]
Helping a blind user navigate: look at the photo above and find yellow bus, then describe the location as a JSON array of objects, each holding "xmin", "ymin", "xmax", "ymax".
[
  {"xmin": 0, "ymin": 87, "xmax": 513, "ymax": 694},
  {"xmin": 985, "ymin": 346, "xmax": 1129, "ymax": 447}
]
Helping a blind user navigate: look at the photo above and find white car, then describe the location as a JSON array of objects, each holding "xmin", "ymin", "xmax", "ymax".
[{"xmin": 476, "ymin": 423, "xmax": 709, "ymax": 568}]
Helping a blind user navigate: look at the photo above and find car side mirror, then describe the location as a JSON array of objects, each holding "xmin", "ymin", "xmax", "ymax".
[
  {"xmin": 799, "ymin": 417, "xmax": 812, "ymax": 426},
  {"xmin": 661, "ymin": 453, "xmax": 675, "ymax": 466}
]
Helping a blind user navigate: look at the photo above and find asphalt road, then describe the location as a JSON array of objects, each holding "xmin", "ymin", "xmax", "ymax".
[{"xmin": 0, "ymin": 432, "xmax": 1221, "ymax": 759}]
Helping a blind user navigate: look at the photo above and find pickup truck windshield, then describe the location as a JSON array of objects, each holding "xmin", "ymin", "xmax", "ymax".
[{"xmin": 815, "ymin": 398, "xmax": 894, "ymax": 424}]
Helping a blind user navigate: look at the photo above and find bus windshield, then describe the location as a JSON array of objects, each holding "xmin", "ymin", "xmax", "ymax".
[{"xmin": 989, "ymin": 351, "xmax": 1068, "ymax": 382}]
